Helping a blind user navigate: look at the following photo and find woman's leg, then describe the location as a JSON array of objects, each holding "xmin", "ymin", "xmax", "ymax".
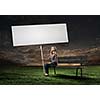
[{"xmin": 44, "ymin": 63, "xmax": 51, "ymax": 75}]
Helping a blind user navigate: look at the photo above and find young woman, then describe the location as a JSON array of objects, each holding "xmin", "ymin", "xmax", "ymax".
[{"xmin": 44, "ymin": 46, "xmax": 58, "ymax": 76}]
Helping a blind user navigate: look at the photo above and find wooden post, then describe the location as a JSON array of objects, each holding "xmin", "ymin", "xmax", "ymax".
[{"xmin": 40, "ymin": 45, "xmax": 45, "ymax": 74}]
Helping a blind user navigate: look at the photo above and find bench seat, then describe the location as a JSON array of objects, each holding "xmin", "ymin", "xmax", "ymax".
[{"xmin": 58, "ymin": 63, "xmax": 81, "ymax": 67}]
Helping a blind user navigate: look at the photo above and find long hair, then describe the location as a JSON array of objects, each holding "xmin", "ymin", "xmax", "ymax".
[{"xmin": 50, "ymin": 46, "xmax": 57, "ymax": 55}]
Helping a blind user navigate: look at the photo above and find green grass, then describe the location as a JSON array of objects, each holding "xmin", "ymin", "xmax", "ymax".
[{"xmin": 0, "ymin": 65, "xmax": 100, "ymax": 85}]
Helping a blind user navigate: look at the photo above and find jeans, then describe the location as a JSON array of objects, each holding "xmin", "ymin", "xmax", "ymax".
[{"xmin": 44, "ymin": 62, "xmax": 57, "ymax": 74}]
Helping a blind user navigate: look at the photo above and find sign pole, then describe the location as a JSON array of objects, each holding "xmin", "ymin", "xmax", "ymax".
[{"xmin": 40, "ymin": 45, "xmax": 45, "ymax": 74}]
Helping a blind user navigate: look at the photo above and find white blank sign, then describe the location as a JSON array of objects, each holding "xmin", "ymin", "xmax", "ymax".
[{"xmin": 11, "ymin": 23, "xmax": 68, "ymax": 46}]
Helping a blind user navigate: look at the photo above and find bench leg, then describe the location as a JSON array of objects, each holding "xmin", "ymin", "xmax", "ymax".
[
  {"xmin": 76, "ymin": 68, "xmax": 78, "ymax": 77},
  {"xmin": 54, "ymin": 67, "xmax": 56, "ymax": 75},
  {"xmin": 80, "ymin": 68, "xmax": 82, "ymax": 77}
]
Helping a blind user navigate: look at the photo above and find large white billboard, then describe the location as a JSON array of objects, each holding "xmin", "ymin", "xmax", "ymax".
[{"xmin": 11, "ymin": 23, "xmax": 68, "ymax": 46}]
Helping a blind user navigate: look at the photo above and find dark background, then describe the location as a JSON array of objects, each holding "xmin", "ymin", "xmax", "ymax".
[
  {"xmin": 0, "ymin": 15, "xmax": 100, "ymax": 49},
  {"xmin": 0, "ymin": 15, "xmax": 100, "ymax": 66}
]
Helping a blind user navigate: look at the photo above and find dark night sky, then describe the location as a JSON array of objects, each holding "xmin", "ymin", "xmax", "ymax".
[{"xmin": 0, "ymin": 15, "xmax": 100, "ymax": 49}]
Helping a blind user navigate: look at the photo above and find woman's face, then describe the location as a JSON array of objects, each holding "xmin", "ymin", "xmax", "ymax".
[{"xmin": 52, "ymin": 50, "xmax": 56, "ymax": 54}]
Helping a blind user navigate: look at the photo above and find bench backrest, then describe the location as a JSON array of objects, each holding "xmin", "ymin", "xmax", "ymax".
[{"xmin": 58, "ymin": 56, "xmax": 87, "ymax": 65}]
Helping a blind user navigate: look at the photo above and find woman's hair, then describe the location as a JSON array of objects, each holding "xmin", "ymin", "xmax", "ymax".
[{"xmin": 50, "ymin": 46, "xmax": 57, "ymax": 54}]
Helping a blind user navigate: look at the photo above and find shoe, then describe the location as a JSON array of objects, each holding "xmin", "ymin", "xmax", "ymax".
[{"xmin": 44, "ymin": 73, "xmax": 49, "ymax": 76}]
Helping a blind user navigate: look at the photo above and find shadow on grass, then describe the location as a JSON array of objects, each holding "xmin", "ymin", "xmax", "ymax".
[
  {"xmin": 51, "ymin": 74, "xmax": 100, "ymax": 84},
  {"xmin": 52, "ymin": 74, "xmax": 93, "ymax": 80}
]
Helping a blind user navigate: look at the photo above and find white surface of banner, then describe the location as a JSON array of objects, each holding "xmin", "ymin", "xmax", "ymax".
[{"xmin": 11, "ymin": 23, "xmax": 68, "ymax": 46}]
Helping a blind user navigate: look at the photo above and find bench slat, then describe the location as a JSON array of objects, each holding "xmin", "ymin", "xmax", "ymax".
[
  {"xmin": 58, "ymin": 56, "xmax": 87, "ymax": 64},
  {"xmin": 58, "ymin": 63, "xmax": 81, "ymax": 66}
]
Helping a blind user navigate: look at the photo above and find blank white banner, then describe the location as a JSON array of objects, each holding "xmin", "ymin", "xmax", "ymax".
[{"xmin": 11, "ymin": 23, "xmax": 68, "ymax": 46}]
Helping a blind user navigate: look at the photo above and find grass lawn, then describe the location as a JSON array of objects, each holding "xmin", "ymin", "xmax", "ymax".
[{"xmin": 0, "ymin": 65, "xmax": 100, "ymax": 85}]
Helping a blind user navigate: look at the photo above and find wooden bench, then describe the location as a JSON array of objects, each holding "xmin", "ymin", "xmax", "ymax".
[{"xmin": 54, "ymin": 56, "xmax": 87, "ymax": 77}]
